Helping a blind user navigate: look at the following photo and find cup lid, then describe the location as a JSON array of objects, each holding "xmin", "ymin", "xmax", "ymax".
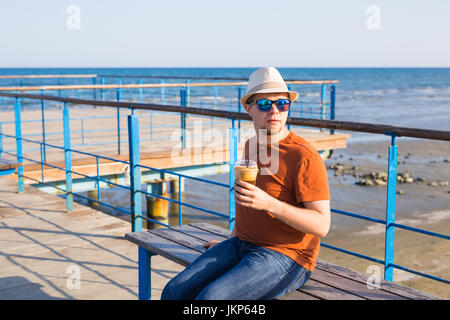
[{"xmin": 235, "ymin": 159, "xmax": 257, "ymax": 168}]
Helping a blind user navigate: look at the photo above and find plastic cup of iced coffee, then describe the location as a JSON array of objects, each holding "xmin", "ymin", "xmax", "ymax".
[{"xmin": 233, "ymin": 159, "xmax": 258, "ymax": 185}]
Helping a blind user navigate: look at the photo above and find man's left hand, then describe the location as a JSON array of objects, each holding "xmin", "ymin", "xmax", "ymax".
[{"xmin": 234, "ymin": 180, "xmax": 276, "ymax": 212}]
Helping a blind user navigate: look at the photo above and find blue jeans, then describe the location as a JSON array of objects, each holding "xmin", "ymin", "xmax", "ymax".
[{"xmin": 161, "ymin": 237, "xmax": 311, "ymax": 300}]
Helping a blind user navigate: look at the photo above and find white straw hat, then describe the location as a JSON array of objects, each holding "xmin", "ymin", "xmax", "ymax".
[{"xmin": 240, "ymin": 67, "xmax": 299, "ymax": 106}]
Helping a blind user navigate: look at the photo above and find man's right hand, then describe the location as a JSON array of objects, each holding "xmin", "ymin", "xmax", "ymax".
[{"xmin": 202, "ymin": 240, "xmax": 221, "ymax": 249}]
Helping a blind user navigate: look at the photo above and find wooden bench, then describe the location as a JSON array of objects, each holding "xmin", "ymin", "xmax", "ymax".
[
  {"xmin": 0, "ymin": 158, "xmax": 21, "ymax": 176},
  {"xmin": 125, "ymin": 222, "xmax": 441, "ymax": 300}
]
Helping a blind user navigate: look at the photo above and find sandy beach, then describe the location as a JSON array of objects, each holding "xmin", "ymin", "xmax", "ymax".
[{"xmin": 320, "ymin": 136, "xmax": 449, "ymax": 299}]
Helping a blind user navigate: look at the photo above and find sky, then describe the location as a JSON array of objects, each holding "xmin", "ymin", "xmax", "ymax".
[{"xmin": 0, "ymin": 0, "xmax": 449, "ymax": 68}]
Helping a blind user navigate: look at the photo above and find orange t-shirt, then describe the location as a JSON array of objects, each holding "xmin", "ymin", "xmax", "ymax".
[{"xmin": 234, "ymin": 131, "xmax": 330, "ymax": 271}]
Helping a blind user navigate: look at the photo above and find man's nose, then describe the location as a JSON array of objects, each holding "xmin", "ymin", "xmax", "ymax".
[{"xmin": 268, "ymin": 102, "xmax": 280, "ymax": 114}]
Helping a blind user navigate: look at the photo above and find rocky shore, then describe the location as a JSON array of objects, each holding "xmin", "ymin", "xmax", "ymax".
[{"xmin": 327, "ymin": 161, "xmax": 449, "ymax": 192}]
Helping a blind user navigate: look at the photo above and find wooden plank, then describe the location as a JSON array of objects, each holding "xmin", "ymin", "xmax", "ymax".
[
  {"xmin": 171, "ymin": 224, "xmax": 227, "ymax": 243},
  {"xmin": 299, "ymin": 279, "xmax": 365, "ymax": 300},
  {"xmin": 189, "ymin": 222, "xmax": 231, "ymax": 238},
  {"xmin": 316, "ymin": 259, "xmax": 441, "ymax": 300},
  {"xmin": 310, "ymin": 268, "xmax": 407, "ymax": 300},
  {"xmin": 124, "ymin": 231, "xmax": 200, "ymax": 267},
  {"xmin": 275, "ymin": 290, "xmax": 320, "ymax": 300},
  {"xmin": 150, "ymin": 227, "xmax": 207, "ymax": 254}
]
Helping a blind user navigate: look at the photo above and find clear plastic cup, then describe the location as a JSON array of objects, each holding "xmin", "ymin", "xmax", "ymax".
[{"xmin": 233, "ymin": 159, "xmax": 258, "ymax": 185}]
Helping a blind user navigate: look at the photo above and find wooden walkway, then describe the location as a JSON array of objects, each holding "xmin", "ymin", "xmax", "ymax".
[{"xmin": 0, "ymin": 176, "xmax": 183, "ymax": 299}]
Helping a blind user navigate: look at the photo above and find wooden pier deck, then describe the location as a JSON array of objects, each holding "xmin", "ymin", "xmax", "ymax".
[{"xmin": 0, "ymin": 175, "xmax": 182, "ymax": 299}]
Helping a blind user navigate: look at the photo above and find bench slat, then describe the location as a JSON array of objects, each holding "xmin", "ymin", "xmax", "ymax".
[
  {"xmin": 150, "ymin": 227, "xmax": 207, "ymax": 254},
  {"xmin": 299, "ymin": 279, "xmax": 365, "ymax": 300},
  {"xmin": 310, "ymin": 268, "xmax": 407, "ymax": 300},
  {"xmin": 189, "ymin": 222, "xmax": 231, "ymax": 238},
  {"xmin": 275, "ymin": 290, "xmax": 320, "ymax": 300},
  {"xmin": 125, "ymin": 230, "xmax": 199, "ymax": 267},
  {"xmin": 315, "ymin": 259, "xmax": 441, "ymax": 300},
  {"xmin": 171, "ymin": 224, "xmax": 227, "ymax": 243}
]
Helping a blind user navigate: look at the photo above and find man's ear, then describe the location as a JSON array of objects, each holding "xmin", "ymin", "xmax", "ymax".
[{"xmin": 243, "ymin": 103, "xmax": 251, "ymax": 113}]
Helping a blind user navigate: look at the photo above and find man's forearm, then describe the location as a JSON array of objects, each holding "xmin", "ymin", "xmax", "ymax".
[{"xmin": 268, "ymin": 198, "xmax": 330, "ymax": 238}]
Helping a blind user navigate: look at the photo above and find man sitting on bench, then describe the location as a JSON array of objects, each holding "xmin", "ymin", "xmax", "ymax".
[{"xmin": 162, "ymin": 67, "xmax": 331, "ymax": 300}]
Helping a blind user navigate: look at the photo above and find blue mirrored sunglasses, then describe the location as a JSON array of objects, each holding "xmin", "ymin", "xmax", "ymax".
[{"xmin": 249, "ymin": 99, "xmax": 291, "ymax": 112}]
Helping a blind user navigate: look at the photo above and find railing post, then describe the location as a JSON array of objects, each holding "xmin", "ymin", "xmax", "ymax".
[
  {"xmin": 96, "ymin": 156, "xmax": 101, "ymax": 203},
  {"xmin": 116, "ymin": 85, "xmax": 122, "ymax": 155},
  {"xmin": 14, "ymin": 98, "xmax": 24, "ymax": 192},
  {"xmin": 237, "ymin": 86, "xmax": 242, "ymax": 141},
  {"xmin": 384, "ymin": 133, "xmax": 398, "ymax": 281},
  {"xmin": 63, "ymin": 102, "xmax": 73, "ymax": 212},
  {"xmin": 320, "ymin": 84, "xmax": 327, "ymax": 132},
  {"xmin": 330, "ymin": 85, "xmax": 336, "ymax": 135},
  {"xmin": 92, "ymin": 77, "xmax": 97, "ymax": 100},
  {"xmin": 180, "ymin": 88, "xmax": 187, "ymax": 149},
  {"xmin": 57, "ymin": 78, "xmax": 62, "ymax": 108},
  {"xmin": 139, "ymin": 79, "xmax": 143, "ymax": 103},
  {"xmin": 214, "ymin": 81, "xmax": 218, "ymax": 109},
  {"xmin": 178, "ymin": 177, "xmax": 183, "ymax": 225},
  {"xmin": 128, "ymin": 114, "xmax": 142, "ymax": 233},
  {"xmin": 287, "ymin": 85, "xmax": 292, "ymax": 131},
  {"xmin": 228, "ymin": 120, "xmax": 238, "ymax": 230},
  {"xmin": 138, "ymin": 247, "xmax": 153, "ymax": 300},
  {"xmin": 40, "ymin": 91, "xmax": 47, "ymax": 162},
  {"xmin": 186, "ymin": 80, "xmax": 190, "ymax": 106},
  {"xmin": 40, "ymin": 143, "xmax": 45, "ymax": 182},
  {"xmin": 128, "ymin": 113, "xmax": 151, "ymax": 299},
  {"xmin": 160, "ymin": 79, "xmax": 165, "ymax": 104},
  {"xmin": 100, "ymin": 77, "xmax": 105, "ymax": 100}
]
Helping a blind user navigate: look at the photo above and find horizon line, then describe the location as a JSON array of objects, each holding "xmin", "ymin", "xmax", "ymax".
[{"xmin": 1, "ymin": 66, "xmax": 450, "ymax": 69}]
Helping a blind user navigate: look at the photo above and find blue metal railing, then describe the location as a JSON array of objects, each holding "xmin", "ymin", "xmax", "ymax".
[{"xmin": 0, "ymin": 90, "xmax": 448, "ymax": 289}]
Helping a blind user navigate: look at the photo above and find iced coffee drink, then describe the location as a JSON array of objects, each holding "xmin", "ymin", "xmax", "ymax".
[{"xmin": 233, "ymin": 159, "xmax": 258, "ymax": 185}]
